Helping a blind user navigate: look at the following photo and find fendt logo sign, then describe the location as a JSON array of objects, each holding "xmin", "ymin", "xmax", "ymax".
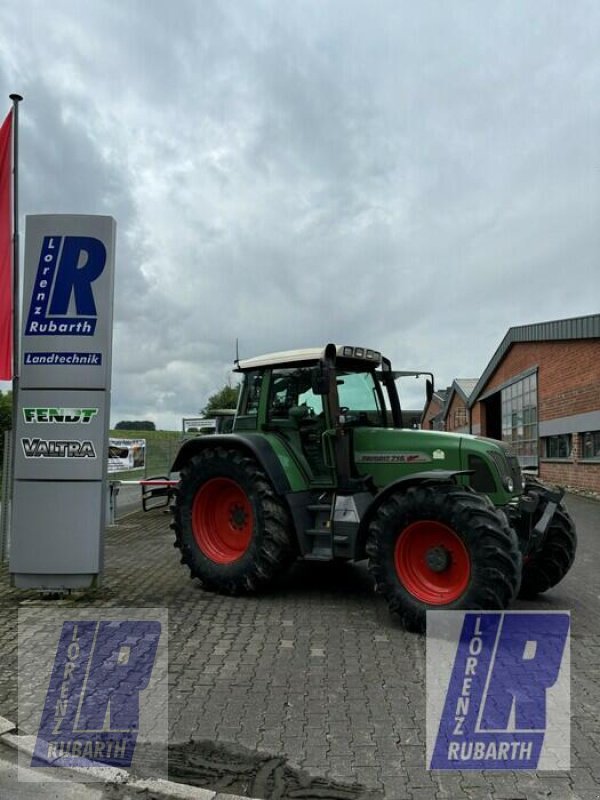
[
  {"xmin": 427, "ymin": 611, "xmax": 570, "ymax": 770},
  {"xmin": 25, "ymin": 235, "xmax": 106, "ymax": 337},
  {"xmin": 23, "ymin": 407, "xmax": 99, "ymax": 424}
]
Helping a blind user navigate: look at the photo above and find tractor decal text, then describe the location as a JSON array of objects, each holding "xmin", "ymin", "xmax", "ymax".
[{"xmin": 354, "ymin": 452, "xmax": 431, "ymax": 464}]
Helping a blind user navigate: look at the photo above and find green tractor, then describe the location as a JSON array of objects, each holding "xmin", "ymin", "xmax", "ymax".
[{"xmin": 170, "ymin": 344, "xmax": 576, "ymax": 631}]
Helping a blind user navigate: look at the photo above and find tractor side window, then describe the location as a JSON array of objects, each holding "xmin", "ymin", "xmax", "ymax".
[
  {"xmin": 240, "ymin": 371, "xmax": 262, "ymax": 416},
  {"xmin": 268, "ymin": 368, "xmax": 323, "ymax": 420}
]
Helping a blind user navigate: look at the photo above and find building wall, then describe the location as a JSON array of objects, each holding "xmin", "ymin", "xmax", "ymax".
[
  {"xmin": 474, "ymin": 340, "xmax": 600, "ymax": 492},
  {"xmin": 541, "ymin": 434, "xmax": 600, "ymax": 492},
  {"xmin": 471, "ymin": 401, "xmax": 482, "ymax": 435},
  {"xmin": 478, "ymin": 341, "xmax": 600, "ymax": 418},
  {"xmin": 445, "ymin": 392, "xmax": 470, "ymax": 433},
  {"xmin": 422, "ymin": 396, "xmax": 444, "ymax": 430}
]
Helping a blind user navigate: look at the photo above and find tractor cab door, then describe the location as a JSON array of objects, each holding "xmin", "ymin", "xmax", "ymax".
[{"xmin": 266, "ymin": 367, "xmax": 334, "ymax": 484}]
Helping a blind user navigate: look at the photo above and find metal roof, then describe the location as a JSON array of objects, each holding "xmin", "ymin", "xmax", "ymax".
[
  {"xmin": 236, "ymin": 347, "xmax": 325, "ymax": 371},
  {"xmin": 468, "ymin": 313, "xmax": 600, "ymax": 407},
  {"xmin": 453, "ymin": 379, "xmax": 478, "ymax": 403}
]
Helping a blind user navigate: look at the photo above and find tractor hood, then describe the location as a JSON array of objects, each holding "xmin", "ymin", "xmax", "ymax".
[
  {"xmin": 351, "ymin": 427, "xmax": 508, "ymax": 491},
  {"xmin": 352, "ymin": 427, "xmax": 462, "ymax": 487}
]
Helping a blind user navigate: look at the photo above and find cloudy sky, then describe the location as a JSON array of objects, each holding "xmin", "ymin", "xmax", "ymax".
[{"xmin": 1, "ymin": 0, "xmax": 599, "ymax": 429}]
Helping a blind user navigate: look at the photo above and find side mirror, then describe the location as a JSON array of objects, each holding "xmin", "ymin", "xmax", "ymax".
[
  {"xmin": 311, "ymin": 365, "xmax": 331, "ymax": 395},
  {"xmin": 426, "ymin": 379, "xmax": 434, "ymax": 404}
]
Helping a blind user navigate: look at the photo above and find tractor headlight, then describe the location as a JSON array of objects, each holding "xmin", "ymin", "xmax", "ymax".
[
  {"xmin": 488, "ymin": 449, "xmax": 518, "ymax": 494},
  {"xmin": 503, "ymin": 476, "xmax": 514, "ymax": 493}
]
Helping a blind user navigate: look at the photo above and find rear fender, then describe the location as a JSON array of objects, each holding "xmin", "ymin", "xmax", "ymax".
[
  {"xmin": 353, "ymin": 470, "xmax": 471, "ymax": 561},
  {"xmin": 171, "ymin": 434, "xmax": 291, "ymax": 496}
]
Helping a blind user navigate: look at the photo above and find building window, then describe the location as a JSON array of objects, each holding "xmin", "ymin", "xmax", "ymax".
[
  {"xmin": 454, "ymin": 407, "xmax": 467, "ymax": 428},
  {"xmin": 543, "ymin": 434, "xmax": 572, "ymax": 459},
  {"xmin": 501, "ymin": 372, "xmax": 538, "ymax": 468},
  {"xmin": 581, "ymin": 430, "xmax": 600, "ymax": 460}
]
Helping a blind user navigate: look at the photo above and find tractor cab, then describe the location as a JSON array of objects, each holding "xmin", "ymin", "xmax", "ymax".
[{"xmin": 233, "ymin": 344, "xmax": 437, "ymax": 491}]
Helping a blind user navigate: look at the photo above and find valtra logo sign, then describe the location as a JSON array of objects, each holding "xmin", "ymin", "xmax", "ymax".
[
  {"xmin": 25, "ymin": 236, "xmax": 106, "ymax": 337},
  {"xmin": 21, "ymin": 439, "xmax": 97, "ymax": 458}
]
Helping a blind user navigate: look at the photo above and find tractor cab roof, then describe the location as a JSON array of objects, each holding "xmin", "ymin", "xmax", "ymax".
[{"xmin": 235, "ymin": 344, "xmax": 384, "ymax": 372}]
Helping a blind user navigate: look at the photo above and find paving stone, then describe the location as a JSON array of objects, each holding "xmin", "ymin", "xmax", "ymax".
[{"xmin": 0, "ymin": 495, "xmax": 598, "ymax": 800}]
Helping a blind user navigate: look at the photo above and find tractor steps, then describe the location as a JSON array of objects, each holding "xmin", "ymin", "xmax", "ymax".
[
  {"xmin": 305, "ymin": 498, "xmax": 334, "ymax": 560},
  {"xmin": 304, "ymin": 548, "xmax": 333, "ymax": 561}
]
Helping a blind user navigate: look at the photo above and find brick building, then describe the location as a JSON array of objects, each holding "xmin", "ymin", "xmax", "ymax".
[
  {"xmin": 421, "ymin": 387, "xmax": 449, "ymax": 430},
  {"xmin": 442, "ymin": 379, "xmax": 477, "ymax": 434},
  {"xmin": 468, "ymin": 313, "xmax": 600, "ymax": 493}
]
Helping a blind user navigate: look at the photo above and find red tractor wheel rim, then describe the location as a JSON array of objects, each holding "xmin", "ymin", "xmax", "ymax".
[
  {"xmin": 394, "ymin": 520, "xmax": 470, "ymax": 604},
  {"xmin": 192, "ymin": 478, "xmax": 253, "ymax": 564}
]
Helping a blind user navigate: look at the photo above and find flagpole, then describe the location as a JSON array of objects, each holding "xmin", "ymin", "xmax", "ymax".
[
  {"xmin": 7, "ymin": 94, "xmax": 22, "ymax": 559},
  {"xmin": 9, "ymin": 94, "xmax": 22, "ymax": 383}
]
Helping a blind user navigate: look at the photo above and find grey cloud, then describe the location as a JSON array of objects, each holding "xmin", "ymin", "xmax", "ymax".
[{"xmin": 1, "ymin": 0, "xmax": 599, "ymax": 428}]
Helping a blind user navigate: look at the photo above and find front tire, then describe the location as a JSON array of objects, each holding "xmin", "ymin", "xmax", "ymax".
[
  {"xmin": 366, "ymin": 484, "xmax": 522, "ymax": 632},
  {"xmin": 172, "ymin": 447, "xmax": 295, "ymax": 594}
]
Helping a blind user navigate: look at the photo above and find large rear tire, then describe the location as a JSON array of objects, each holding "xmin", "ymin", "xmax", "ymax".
[
  {"xmin": 172, "ymin": 447, "xmax": 295, "ymax": 594},
  {"xmin": 366, "ymin": 484, "xmax": 522, "ymax": 632},
  {"xmin": 518, "ymin": 507, "xmax": 577, "ymax": 599}
]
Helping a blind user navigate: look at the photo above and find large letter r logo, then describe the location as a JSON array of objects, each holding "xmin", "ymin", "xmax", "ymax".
[{"xmin": 49, "ymin": 236, "xmax": 106, "ymax": 316}]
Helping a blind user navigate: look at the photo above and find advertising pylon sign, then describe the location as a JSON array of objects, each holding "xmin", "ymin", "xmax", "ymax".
[{"xmin": 10, "ymin": 214, "xmax": 116, "ymax": 589}]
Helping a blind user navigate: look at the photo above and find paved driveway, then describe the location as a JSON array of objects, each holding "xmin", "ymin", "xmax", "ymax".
[{"xmin": 0, "ymin": 493, "xmax": 598, "ymax": 799}]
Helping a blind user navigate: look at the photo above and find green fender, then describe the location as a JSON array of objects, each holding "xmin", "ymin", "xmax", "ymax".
[{"xmin": 171, "ymin": 433, "xmax": 307, "ymax": 496}]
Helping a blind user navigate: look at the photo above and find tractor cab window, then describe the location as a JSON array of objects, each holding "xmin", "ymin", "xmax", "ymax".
[
  {"xmin": 267, "ymin": 367, "xmax": 330, "ymax": 480},
  {"xmin": 336, "ymin": 370, "xmax": 386, "ymax": 426},
  {"xmin": 239, "ymin": 370, "xmax": 262, "ymax": 416},
  {"xmin": 268, "ymin": 367, "xmax": 324, "ymax": 420}
]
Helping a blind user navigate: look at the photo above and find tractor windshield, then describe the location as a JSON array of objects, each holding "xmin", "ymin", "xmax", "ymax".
[{"xmin": 336, "ymin": 370, "xmax": 388, "ymax": 426}]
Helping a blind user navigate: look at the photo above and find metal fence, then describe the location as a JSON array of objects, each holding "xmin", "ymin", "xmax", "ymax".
[
  {"xmin": 1, "ymin": 431, "xmax": 185, "ymax": 544},
  {"xmin": 107, "ymin": 432, "xmax": 183, "ymax": 522}
]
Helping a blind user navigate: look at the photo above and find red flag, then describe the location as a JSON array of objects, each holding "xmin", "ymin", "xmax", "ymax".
[{"xmin": 0, "ymin": 109, "xmax": 12, "ymax": 380}]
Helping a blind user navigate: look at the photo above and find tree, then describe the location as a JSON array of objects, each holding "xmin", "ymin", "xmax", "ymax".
[
  {"xmin": 202, "ymin": 383, "xmax": 240, "ymax": 417},
  {"xmin": 114, "ymin": 420, "xmax": 156, "ymax": 431}
]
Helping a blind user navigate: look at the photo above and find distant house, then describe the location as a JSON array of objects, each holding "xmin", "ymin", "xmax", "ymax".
[
  {"xmin": 442, "ymin": 379, "xmax": 478, "ymax": 434},
  {"xmin": 422, "ymin": 387, "xmax": 450, "ymax": 431},
  {"xmin": 468, "ymin": 313, "xmax": 600, "ymax": 492}
]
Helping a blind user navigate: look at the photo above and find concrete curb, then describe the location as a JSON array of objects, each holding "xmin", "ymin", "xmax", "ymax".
[{"xmin": 0, "ymin": 715, "xmax": 255, "ymax": 800}]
